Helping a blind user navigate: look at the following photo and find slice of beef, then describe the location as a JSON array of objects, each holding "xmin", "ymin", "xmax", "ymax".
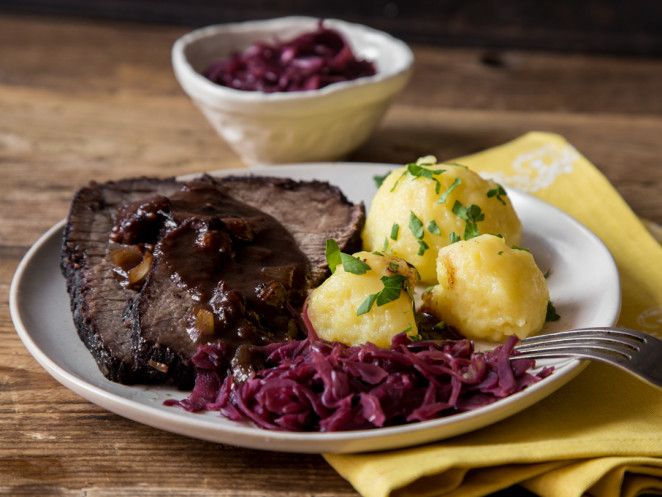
[
  {"xmin": 132, "ymin": 181, "xmax": 309, "ymax": 386},
  {"xmin": 61, "ymin": 177, "xmax": 181, "ymax": 383},
  {"xmin": 215, "ymin": 175, "xmax": 364, "ymax": 286}
]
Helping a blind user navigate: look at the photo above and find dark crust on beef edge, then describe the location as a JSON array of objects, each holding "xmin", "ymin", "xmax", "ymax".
[
  {"xmin": 61, "ymin": 174, "xmax": 365, "ymax": 386},
  {"xmin": 60, "ymin": 177, "xmax": 181, "ymax": 383}
]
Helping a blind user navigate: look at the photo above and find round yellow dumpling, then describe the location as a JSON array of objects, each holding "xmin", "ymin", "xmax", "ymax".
[
  {"xmin": 363, "ymin": 159, "xmax": 522, "ymax": 283},
  {"xmin": 422, "ymin": 234, "xmax": 549, "ymax": 342},
  {"xmin": 306, "ymin": 252, "xmax": 418, "ymax": 348}
]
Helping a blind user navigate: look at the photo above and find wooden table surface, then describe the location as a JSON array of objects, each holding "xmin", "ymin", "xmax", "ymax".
[{"xmin": 1, "ymin": 14, "xmax": 660, "ymax": 497}]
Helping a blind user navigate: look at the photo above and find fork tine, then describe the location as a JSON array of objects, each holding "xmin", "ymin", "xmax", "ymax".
[
  {"xmin": 513, "ymin": 327, "xmax": 662, "ymax": 389},
  {"xmin": 516, "ymin": 335, "xmax": 640, "ymax": 353},
  {"xmin": 520, "ymin": 327, "xmax": 646, "ymax": 346},
  {"xmin": 515, "ymin": 343, "xmax": 632, "ymax": 360}
]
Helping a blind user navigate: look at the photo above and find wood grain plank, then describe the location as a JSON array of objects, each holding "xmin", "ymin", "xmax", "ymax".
[{"xmin": 1, "ymin": 15, "xmax": 662, "ymax": 115}]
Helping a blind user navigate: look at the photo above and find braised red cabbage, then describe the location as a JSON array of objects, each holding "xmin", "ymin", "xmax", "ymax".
[
  {"xmin": 165, "ymin": 332, "xmax": 553, "ymax": 432},
  {"xmin": 203, "ymin": 24, "xmax": 376, "ymax": 92}
]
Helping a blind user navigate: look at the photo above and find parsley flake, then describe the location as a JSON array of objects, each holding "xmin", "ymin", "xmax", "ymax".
[
  {"xmin": 409, "ymin": 211, "xmax": 425, "ymax": 239},
  {"xmin": 438, "ymin": 177, "xmax": 462, "ymax": 204},
  {"xmin": 487, "ymin": 183, "xmax": 508, "ymax": 205},
  {"xmin": 356, "ymin": 274, "xmax": 408, "ymax": 316},
  {"xmin": 417, "ymin": 239, "xmax": 429, "ymax": 255},
  {"xmin": 325, "ymin": 239, "xmax": 342, "ymax": 273},
  {"xmin": 325, "ymin": 239, "xmax": 370, "ymax": 275},
  {"xmin": 427, "ymin": 220, "xmax": 441, "ymax": 235},
  {"xmin": 433, "ymin": 321, "xmax": 446, "ymax": 331},
  {"xmin": 340, "ymin": 253, "xmax": 371, "ymax": 274},
  {"xmin": 546, "ymin": 301, "xmax": 561, "ymax": 322},
  {"xmin": 373, "ymin": 173, "xmax": 389, "ymax": 188},
  {"xmin": 357, "ymin": 294, "xmax": 377, "ymax": 316},
  {"xmin": 449, "ymin": 232, "xmax": 461, "ymax": 244},
  {"xmin": 400, "ymin": 324, "xmax": 413, "ymax": 334},
  {"xmin": 452, "ymin": 201, "xmax": 485, "ymax": 240},
  {"xmin": 391, "ymin": 163, "xmax": 446, "ymax": 192},
  {"xmin": 388, "ymin": 261, "xmax": 400, "ymax": 272},
  {"xmin": 390, "ymin": 223, "xmax": 399, "ymax": 240},
  {"xmin": 376, "ymin": 274, "xmax": 407, "ymax": 305}
]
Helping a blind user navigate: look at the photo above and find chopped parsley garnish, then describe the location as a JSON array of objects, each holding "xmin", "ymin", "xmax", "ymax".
[
  {"xmin": 400, "ymin": 324, "xmax": 413, "ymax": 334},
  {"xmin": 427, "ymin": 220, "xmax": 441, "ymax": 235},
  {"xmin": 357, "ymin": 274, "xmax": 408, "ymax": 316},
  {"xmin": 340, "ymin": 253, "xmax": 371, "ymax": 275},
  {"xmin": 373, "ymin": 173, "xmax": 389, "ymax": 188},
  {"xmin": 408, "ymin": 211, "xmax": 425, "ymax": 239},
  {"xmin": 438, "ymin": 178, "xmax": 462, "ymax": 204},
  {"xmin": 356, "ymin": 294, "xmax": 377, "ymax": 316},
  {"xmin": 545, "ymin": 301, "xmax": 561, "ymax": 322},
  {"xmin": 325, "ymin": 240, "xmax": 342, "ymax": 272},
  {"xmin": 433, "ymin": 321, "xmax": 446, "ymax": 331},
  {"xmin": 452, "ymin": 201, "xmax": 485, "ymax": 240},
  {"xmin": 388, "ymin": 261, "xmax": 400, "ymax": 272},
  {"xmin": 382, "ymin": 237, "xmax": 389, "ymax": 251},
  {"xmin": 409, "ymin": 211, "xmax": 429, "ymax": 255},
  {"xmin": 376, "ymin": 274, "xmax": 408, "ymax": 305},
  {"xmin": 449, "ymin": 232, "xmax": 461, "ymax": 244},
  {"xmin": 390, "ymin": 223, "xmax": 400, "ymax": 240},
  {"xmin": 391, "ymin": 163, "xmax": 446, "ymax": 193},
  {"xmin": 487, "ymin": 183, "xmax": 508, "ymax": 205},
  {"xmin": 325, "ymin": 239, "xmax": 370, "ymax": 275}
]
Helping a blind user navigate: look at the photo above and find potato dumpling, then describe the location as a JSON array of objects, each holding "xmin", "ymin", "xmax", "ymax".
[
  {"xmin": 363, "ymin": 158, "xmax": 522, "ymax": 283},
  {"xmin": 307, "ymin": 251, "xmax": 418, "ymax": 348},
  {"xmin": 422, "ymin": 234, "xmax": 549, "ymax": 342}
]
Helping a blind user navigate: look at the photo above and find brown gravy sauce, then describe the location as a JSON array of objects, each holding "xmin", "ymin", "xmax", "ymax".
[{"xmin": 112, "ymin": 180, "xmax": 309, "ymax": 381}]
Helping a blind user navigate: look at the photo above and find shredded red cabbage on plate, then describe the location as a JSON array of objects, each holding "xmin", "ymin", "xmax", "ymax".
[
  {"xmin": 164, "ymin": 333, "xmax": 553, "ymax": 432},
  {"xmin": 203, "ymin": 23, "xmax": 376, "ymax": 92}
]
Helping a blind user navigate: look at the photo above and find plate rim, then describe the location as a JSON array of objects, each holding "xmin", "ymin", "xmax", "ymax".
[{"xmin": 9, "ymin": 163, "xmax": 621, "ymax": 453}]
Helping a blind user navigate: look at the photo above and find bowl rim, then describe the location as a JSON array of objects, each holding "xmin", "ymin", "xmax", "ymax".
[{"xmin": 172, "ymin": 16, "xmax": 414, "ymax": 103}]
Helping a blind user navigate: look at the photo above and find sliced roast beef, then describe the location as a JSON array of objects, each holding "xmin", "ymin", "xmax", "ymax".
[
  {"xmin": 61, "ymin": 173, "xmax": 365, "ymax": 385},
  {"xmin": 61, "ymin": 177, "xmax": 181, "ymax": 383},
  {"xmin": 216, "ymin": 175, "xmax": 364, "ymax": 286},
  {"xmin": 131, "ymin": 179, "xmax": 309, "ymax": 386}
]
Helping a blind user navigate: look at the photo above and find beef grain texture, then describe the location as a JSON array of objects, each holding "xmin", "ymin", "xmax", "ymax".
[{"xmin": 61, "ymin": 174, "xmax": 365, "ymax": 385}]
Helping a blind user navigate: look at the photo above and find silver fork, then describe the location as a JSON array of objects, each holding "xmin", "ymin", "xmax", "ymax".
[{"xmin": 514, "ymin": 327, "xmax": 662, "ymax": 389}]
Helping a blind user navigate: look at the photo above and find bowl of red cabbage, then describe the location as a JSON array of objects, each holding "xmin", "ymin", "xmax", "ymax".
[{"xmin": 172, "ymin": 17, "xmax": 413, "ymax": 165}]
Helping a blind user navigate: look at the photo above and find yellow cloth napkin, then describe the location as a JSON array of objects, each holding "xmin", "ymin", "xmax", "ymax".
[{"xmin": 325, "ymin": 132, "xmax": 662, "ymax": 497}]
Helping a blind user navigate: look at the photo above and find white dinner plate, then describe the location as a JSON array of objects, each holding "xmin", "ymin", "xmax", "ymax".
[{"xmin": 10, "ymin": 163, "xmax": 620, "ymax": 453}]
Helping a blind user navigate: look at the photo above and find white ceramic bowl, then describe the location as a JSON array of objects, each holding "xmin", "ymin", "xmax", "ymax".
[{"xmin": 172, "ymin": 17, "xmax": 413, "ymax": 165}]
